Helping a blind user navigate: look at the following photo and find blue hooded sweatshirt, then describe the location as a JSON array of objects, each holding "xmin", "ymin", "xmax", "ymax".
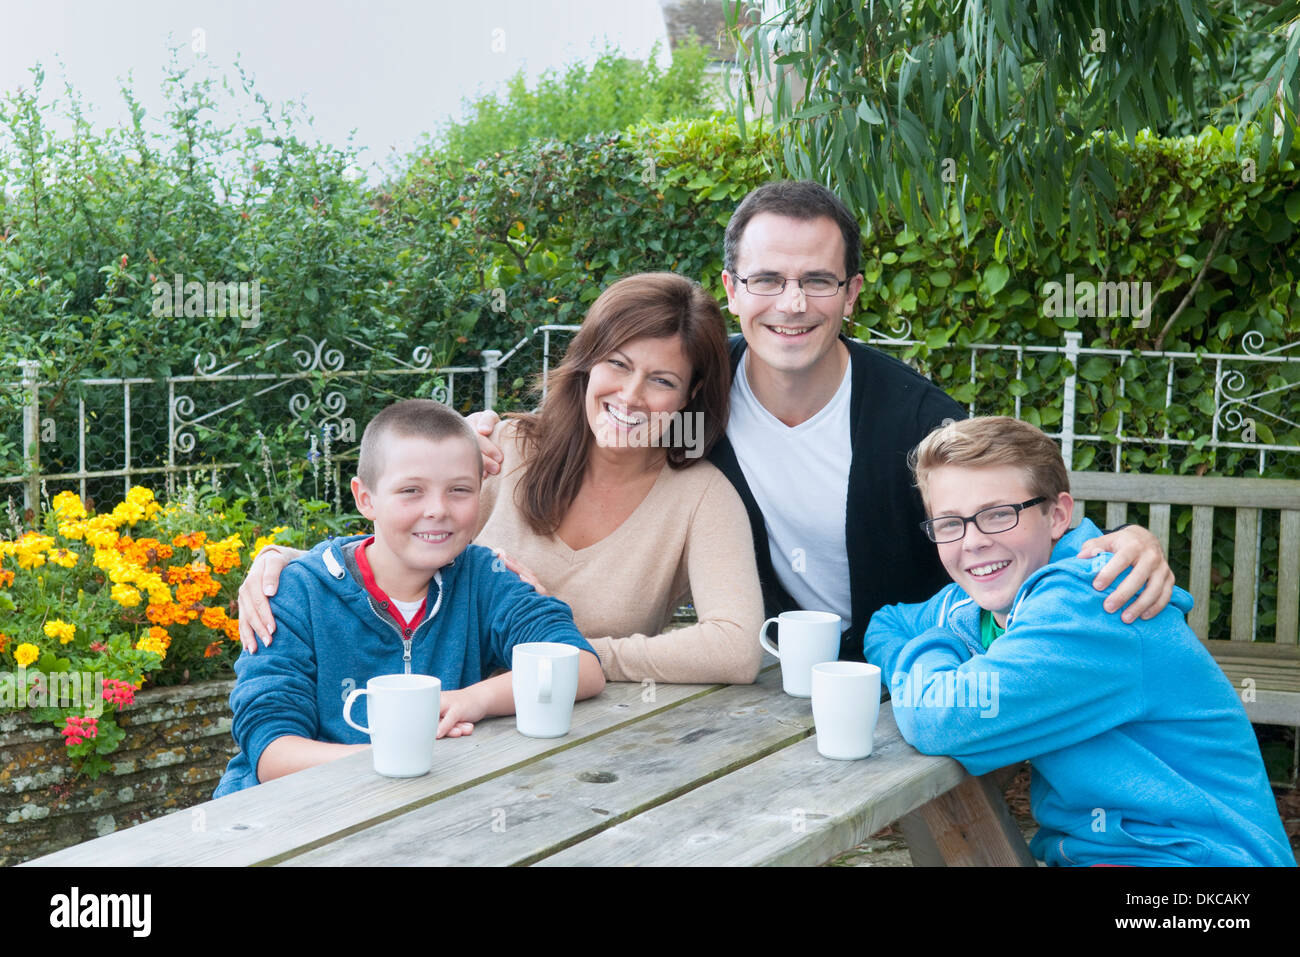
[
  {"xmin": 864, "ymin": 519, "xmax": 1295, "ymax": 867},
  {"xmin": 214, "ymin": 536, "xmax": 594, "ymax": 797}
]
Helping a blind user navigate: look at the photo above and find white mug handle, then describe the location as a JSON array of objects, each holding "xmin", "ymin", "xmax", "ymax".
[
  {"xmin": 343, "ymin": 688, "xmax": 370, "ymax": 735},
  {"xmin": 538, "ymin": 656, "xmax": 553, "ymax": 704},
  {"xmin": 758, "ymin": 617, "xmax": 780, "ymax": 658}
]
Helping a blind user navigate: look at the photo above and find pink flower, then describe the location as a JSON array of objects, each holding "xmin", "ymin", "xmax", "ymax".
[
  {"xmin": 59, "ymin": 715, "xmax": 99, "ymax": 746},
  {"xmin": 101, "ymin": 679, "xmax": 135, "ymax": 709}
]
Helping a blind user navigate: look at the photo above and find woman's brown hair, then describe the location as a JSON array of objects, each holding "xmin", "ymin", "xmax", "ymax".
[{"xmin": 510, "ymin": 272, "xmax": 731, "ymax": 536}]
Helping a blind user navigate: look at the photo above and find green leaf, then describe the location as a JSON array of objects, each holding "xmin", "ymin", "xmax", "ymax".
[
  {"xmin": 856, "ymin": 101, "xmax": 884, "ymax": 125},
  {"xmin": 1079, "ymin": 357, "xmax": 1111, "ymax": 381},
  {"xmin": 982, "ymin": 263, "xmax": 1010, "ymax": 295},
  {"xmin": 1286, "ymin": 192, "xmax": 1300, "ymax": 224}
]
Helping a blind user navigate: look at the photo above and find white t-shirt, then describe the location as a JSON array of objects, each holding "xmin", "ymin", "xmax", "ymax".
[
  {"xmin": 390, "ymin": 595, "xmax": 425, "ymax": 623},
  {"xmin": 726, "ymin": 350, "xmax": 853, "ymax": 626}
]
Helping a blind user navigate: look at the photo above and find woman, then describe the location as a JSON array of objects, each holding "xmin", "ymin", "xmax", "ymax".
[{"xmin": 237, "ymin": 273, "xmax": 764, "ymax": 684}]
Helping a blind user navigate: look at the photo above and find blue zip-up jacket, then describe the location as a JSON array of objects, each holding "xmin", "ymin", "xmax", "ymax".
[
  {"xmin": 214, "ymin": 536, "xmax": 594, "ymax": 797},
  {"xmin": 864, "ymin": 519, "xmax": 1295, "ymax": 867}
]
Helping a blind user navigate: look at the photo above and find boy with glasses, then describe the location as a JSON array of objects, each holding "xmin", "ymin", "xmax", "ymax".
[{"xmin": 864, "ymin": 416, "xmax": 1294, "ymax": 866}]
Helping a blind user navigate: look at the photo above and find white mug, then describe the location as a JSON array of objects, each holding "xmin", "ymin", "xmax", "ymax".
[
  {"xmin": 758, "ymin": 610, "xmax": 843, "ymax": 697},
  {"xmin": 811, "ymin": 661, "xmax": 881, "ymax": 760},
  {"xmin": 343, "ymin": 674, "xmax": 441, "ymax": 777},
  {"xmin": 512, "ymin": 642, "xmax": 580, "ymax": 738}
]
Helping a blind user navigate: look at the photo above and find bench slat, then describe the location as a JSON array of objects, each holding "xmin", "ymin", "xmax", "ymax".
[
  {"xmin": 1069, "ymin": 472, "xmax": 1300, "ymax": 509},
  {"xmin": 1278, "ymin": 510, "xmax": 1300, "ymax": 646},
  {"xmin": 1149, "ymin": 503, "xmax": 1171, "ymax": 555},
  {"xmin": 1188, "ymin": 505, "xmax": 1213, "ymax": 640},
  {"xmin": 1231, "ymin": 508, "xmax": 1259, "ymax": 642},
  {"xmin": 1106, "ymin": 502, "xmax": 1129, "ymax": 530},
  {"xmin": 1072, "ymin": 498, "xmax": 1086, "ymax": 528}
]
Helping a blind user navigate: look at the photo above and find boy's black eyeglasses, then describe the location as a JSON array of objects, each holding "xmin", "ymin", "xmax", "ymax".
[
  {"xmin": 734, "ymin": 275, "xmax": 848, "ymax": 297},
  {"xmin": 920, "ymin": 497, "xmax": 1048, "ymax": 543}
]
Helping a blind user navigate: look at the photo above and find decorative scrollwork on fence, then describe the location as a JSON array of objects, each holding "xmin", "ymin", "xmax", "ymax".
[
  {"xmin": 193, "ymin": 353, "xmax": 220, "ymax": 376},
  {"xmin": 868, "ymin": 317, "xmax": 914, "ymax": 343},
  {"xmin": 1216, "ymin": 363, "xmax": 1300, "ymax": 439},
  {"xmin": 292, "ymin": 337, "xmax": 346, "ymax": 372},
  {"xmin": 410, "ymin": 346, "xmax": 435, "ymax": 371},
  {"xmin": 171, "ymin": 394, "xmax": 198, "ymax": 454},
  {"xmin": 1241, "ymin": 329, "xmax": 1300, "ymax": 359}
]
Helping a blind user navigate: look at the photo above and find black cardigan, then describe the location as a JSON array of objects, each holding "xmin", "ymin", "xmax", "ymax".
[{"xmin": 708, "ymin": 334, "xmax": 967, "ymax": 661}]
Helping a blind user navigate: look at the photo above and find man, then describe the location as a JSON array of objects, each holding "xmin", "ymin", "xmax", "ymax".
[
  {"xmin": 240, "ymin": 181, "xmax": 1172, "ymax": 656},
  {"xmin": 708, "ymin": 181, "xmax": 1168, "ymax": 660}
]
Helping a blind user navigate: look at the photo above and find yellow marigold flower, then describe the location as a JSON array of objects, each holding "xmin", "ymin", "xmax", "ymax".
[
  {"xmin": 17, "ymin": 550, "xmax": 46, "ymax": 570},
  {"xmin": 52, "ymin": 491, "xmax": 87, "ymax": 521},
  {"xmin": 111, "ymin": 583, "xmax": 142, "ymax": 608},
  {"xmin": 57, "ymin": 520, "xmax": 88, "ymax": 541},
  {"xmin": 48, "ymin": 548, "xmax": 79, "ymax": 569},
  {"xmin": 44, "ymin": 619, "xmax": 76, "ymax": 644},
  {"xmin": 135, "ymin": 633, "xmax": 168, "ymax": 660},
  {"xmin": 14, "ymin": 643, "xmax": 39, "ymax": 667}
]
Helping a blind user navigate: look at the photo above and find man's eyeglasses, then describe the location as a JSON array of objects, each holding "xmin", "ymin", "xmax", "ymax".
[
  {"xmin": 734, "ymin": 274, "xmax": 848, "ymax": 297},
  {"xmin": 919, "ymin": 497, "xmax": 1048, "ymax": 544}
]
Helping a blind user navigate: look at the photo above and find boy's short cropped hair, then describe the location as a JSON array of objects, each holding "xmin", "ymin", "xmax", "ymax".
[
  {"xmin": 909, "ymin": 416, "xmax": 1070, "ymax": 510},
  {"xmin": 356, "ymin": 399, "xmax": 482, "ymax": 490}
]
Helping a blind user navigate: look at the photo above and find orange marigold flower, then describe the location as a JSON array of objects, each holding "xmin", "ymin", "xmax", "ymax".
[
  {"xmin": 0, "ymin": 569, "xmax": 14, "ymax": 587},
  {"xmin": 203, "ymin": 641, "xmax": 224, "ymax": 658},
  {"xmin": 149, "ymin": 626, "xmax": 172, "ymax": 648},
  {"xmin": 172, "ymin": 531, "xmax": 207, "ymax": 550},
  {"xmin": 201, "ymin": 606, "xmax": 228, "ymax": 629}
]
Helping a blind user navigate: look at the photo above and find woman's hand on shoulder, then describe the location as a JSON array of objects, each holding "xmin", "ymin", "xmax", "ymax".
[{"xmin": 493, "ymin": 549, "xmax": 549, "ymax": 597}]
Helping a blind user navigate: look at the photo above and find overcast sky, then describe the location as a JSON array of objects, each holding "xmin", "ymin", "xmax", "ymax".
[{"xmin": 0, "ymin": 0, "xmax": 672, "ymax": 179}]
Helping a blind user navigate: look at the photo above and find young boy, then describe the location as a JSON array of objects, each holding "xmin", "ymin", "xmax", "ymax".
[
  {"xmin": 214, "ymin": 399, "xmax": 604, "ymax": 797},
  {"xmin": 864, "ymin": 416, "xmax": 1294, "ymax": 866}
]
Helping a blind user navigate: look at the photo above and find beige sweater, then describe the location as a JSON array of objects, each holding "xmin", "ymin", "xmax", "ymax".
[{"xmin": 474, "ymin": 421, "xmax": 765, "ymax": 684}]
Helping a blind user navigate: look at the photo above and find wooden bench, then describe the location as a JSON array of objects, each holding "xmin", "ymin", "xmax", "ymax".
[{"xmin": 1069, "ymin": 471, "xmax": 1300, "ymax": 729}]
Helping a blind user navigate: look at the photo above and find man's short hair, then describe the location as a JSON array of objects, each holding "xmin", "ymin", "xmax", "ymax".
[
  {"xmin": 909, "ymin": 416, "xmax": 1071, "ymax": 512},
  {"xmin": 724, "ymin": 180, "xmax": 862, "ymax": 280},
  {"xmin": 356, "ymin": 399, "xmax": 481, "ymax": 490}
]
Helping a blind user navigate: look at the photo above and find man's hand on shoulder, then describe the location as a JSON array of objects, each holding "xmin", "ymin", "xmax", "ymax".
[
  {"xmin": 1077, "ymin": 525, "xmax": 1174, "ymax": 623},
  {"xmin": 467, "ymin": 410, "xmax": 504, "ymax": 476}
]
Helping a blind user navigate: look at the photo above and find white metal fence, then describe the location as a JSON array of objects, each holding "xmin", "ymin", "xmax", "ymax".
[{"xmin": 4, "ymin": 325, "xmax": 1298, "ymax": 515}]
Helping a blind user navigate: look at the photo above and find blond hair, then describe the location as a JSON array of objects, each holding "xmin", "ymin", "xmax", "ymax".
[{"xmin": 910, "ymin": 416, "xmax": 1070, "ymax": 510}]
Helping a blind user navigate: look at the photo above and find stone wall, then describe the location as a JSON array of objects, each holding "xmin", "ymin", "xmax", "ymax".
[{"xmin": 0, "ymin": 679, "xmax": 237, "ymax": 866}]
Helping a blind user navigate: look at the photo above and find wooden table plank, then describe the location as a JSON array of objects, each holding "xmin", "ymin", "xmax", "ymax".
[
  {"xmin": 536, "ymin": 705, "xmax": 975, "ymax": 867},
  {"xmin": 282, "ymin": 666, "xmax": 811, "ymax": 866},
  {"xmin": 24, "ymin": 678, "xmax": 718, "ymax": 867}
]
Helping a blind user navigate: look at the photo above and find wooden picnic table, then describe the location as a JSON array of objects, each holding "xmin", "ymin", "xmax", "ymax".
[{"xmin": 25, "ymin": 661, "xmax": 1034, "ymax": 867}]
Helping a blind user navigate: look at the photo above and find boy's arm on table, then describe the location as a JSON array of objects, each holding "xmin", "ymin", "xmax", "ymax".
[
  {"xmin": 438, "ymin": 654, "xmax": 605, "ymax": 738},
  {"xmin": 583, "ymin": 471, "xmax": 765, "ymax": 685},
  {"xmin": 466, "ymin": 553, "xmax": 604, "ymax": 732},
  {"xmin": 863, "ymin": 588, "xmax": 953, "ymax": 689},
  {"xmin": 886, "ymin": 572, "xmax": 1145, "ymax": 776},
  {"xmin": 229, "ymin": 575, "xmax": 364, "ymax": 783}
]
